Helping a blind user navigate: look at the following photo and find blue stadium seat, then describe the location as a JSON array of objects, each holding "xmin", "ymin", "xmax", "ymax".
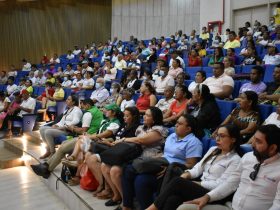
[
  {"xmin": 240, "ymin": 144, "xmax": 253, "ymax": 153},
  {"xmin": 185, "ymin": 67, "xmax": 202, "ymax": 74},
  {"xmin": 202, "ymin": 67, "xmax": 213, "ymax": 74},
  {"xmin": 184, "ymin": 80, "xmax": 193, "ymax": 87},
  {"xmin": 263, "ymin": 65, "xmax": 275, "ymax": 83},
  {"xmin": 216, "ymin": 99, "xmax": 237, "ymax": 121},
  {"xmin": 133, "ymin": 93, "xmax": 140, "ymax": 103},
  {"xmin": 234, "ymin": 65, "xmax": 242, "ymax": 74},
  {"xmin": 241, "ymin": 65, "xmax": 255, "ymax": 74},
  {"xmin": 258, "ymin": 104, "xmax": 273, "ymax": 122},
  {"xmin": 201, "ymin": 137, "xmax": 210, "ymax": 155},
  {"xmin": 202, "ymin": 57, "xmax": 209, "ymax": 66},
  {"xmin": 233, "ymin": 80, "xmax": 241, "ymax": 98}
]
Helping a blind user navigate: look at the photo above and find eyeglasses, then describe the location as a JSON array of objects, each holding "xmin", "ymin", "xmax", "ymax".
[
  {"xmin": 249, "ymin": 163, "xmax": 261, "ymax": 181},
  {"xmin": 215, "ymin": 134, "xmax": 230, "ymax": 139}
]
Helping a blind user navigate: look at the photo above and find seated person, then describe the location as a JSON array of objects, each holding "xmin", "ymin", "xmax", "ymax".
[
  {"xmin": 30, "ymin": 99, "xmax": 104, "ymax": 178},
  {"xmin": 136, "ymin": 82, "xmax": 157, "ymax": 114},
  {"xmin": 124, "ymin": 70, "xmax": 142, "ymax": 91},
  {"xmin": 36, "ymin": 82, "xmax": 55, "ymax": 109},
  {"xmin": 61, "ymin": 75, "xmax": 72, "ymax": 88},
  {"xmin": 103, "ymin": 59, "xmax": 117, "ymax": 82},
  {"xmin": 203, "ymin": 62, "xmax": 234, "ymax": 99},
  {"xmin": 213, "ymin": 91, "xmax": 260, "ymax": 143},
  {"xmin": 223, "ymin": 56, "xmax": 235, "ymax": 77},
  {"xmin": 90, "ymin": 77, "xmax": 110, "ymax": 108},
  {"xmin": 263, "ymin": 98, "xmax": 280, "ymax": 128},
  {"xmin": 239, "ymin": 65, "xmax": 266, "ymax": 95},
  {"xmin": 5, "ymin": 89, "xmax": 36, "ymax": 137},
  {"xmin": 188, "ymin": 71, "xmax": 206, "ymax": 93},
  {"xmin": 6, "ymin": 76, "xmax": 17, "ymax": 96},
  {"xmin": 241, "ymin": 46, "xmax": 261, "ymax": 66},
  {"xmin": 39, "ymin": 95, "xmax": 83, "ymax": 159},
  {"xmin": 186, "ymin": 84, "xmax": 221, "ymax": 136},
  {"xmin": 99, "ymin": 82, "xmax": 122, "ymax": 108},
  {"xmin": 262, "ymin": 44, "xmax": 280, "ymax": 65},
  {"xmin": 179, "ymin": 125, "xmax": 280, "ymax": 210},
  {"xmin": 163, "ymin": 85, "xmax": 191, "ymax": 125},
  {"xmin": 25, "ymin": 79, "xmax": 33, "ymax": 95},
  {"xmin": 152, "ymin": 58, "xmax": 167, "ymax": 81},
  {"xmin": 71, "ymin": 71, "xmax": 84, "ymax": 92},
  {"xmin": 168, "ymin": 59, "xmax": 183, "ymax": 79},
  {"xmin": 114, "ymin": 54, "xmax": 127, "ymax": 70},
  {"xmin": 223, "ymin": 31, "xmax": 241, "ymax": 49},
  {"xmin": 142, "ymin": 70, "xmax": 155, "ymax": 87},
  {"xmin": 0, "ymin": 92, "xmax": 18, "ymax": 130},
  {"xmin": 122, "ymin": 114, "xmax": 203, "ymax": 210},
  {"xmin": 259, "ymin": 65, "xmax": 280, "ymax": 105},
  {"xmin": 81, "ymin": 71, "xmax": 95, "ymax": 90},
  {"xmin": 154, "ymin": 66, "xmax": 175, "ymax": 94},
  {"xmin": 147, "ymin": 124, "xmax": 243, "ymax": 210},
  {"xmin": 169, "ymin": 50, "xmax": 185, "ymax": 69},
  {"xmin": 156, "ymin": 86, "xmax": 175, "ymax": 114},
  {"xmin": 120, "ymin": 88, "xmax": 135, "ymax": 112},
  {"xmin": 208, "ymin": 47, "xmax": 224, "ymax": 66},
  {"xmin": 195, "ymin": 43, "xmax": 206, "ymax": 57},
  {"xmin": 188, "ymin": 49, "xmax": 202, "ymax": 67}
]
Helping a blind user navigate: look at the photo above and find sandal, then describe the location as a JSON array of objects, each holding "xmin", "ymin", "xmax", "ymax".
[
  {"xmin": 93, "ymin": 187, "xmax": 104, "ymax": 197},
  {"xmin": 96, "ymin": 190, "xmax": 113, "ymax": 200},
  {"xmin": 68, "ymin": 177, "xmax": 80, "ymax": 186}
]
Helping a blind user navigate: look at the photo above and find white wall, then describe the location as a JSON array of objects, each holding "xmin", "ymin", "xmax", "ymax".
[
  {"xmin": 111, "ymin": 0, "xmax": 200, "ymax": 40},
  {"xmin": 200, "ymin": 0, "xmax": 279, "ymax": 34}
]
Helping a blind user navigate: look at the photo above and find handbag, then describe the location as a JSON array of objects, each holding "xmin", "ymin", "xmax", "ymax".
[
  {"xmin": 80, "ymin": 164, "xmax": 99, "ymax": 191},
  {"xmin": 100, "ymin": 142, "xmax": 143, "ymax": 166},
  {"xmin": 88, "ymin": 141, "xmax": 111, "ymax": 154},
  {"xmin": 60, "ymin": 164, "xmax": 77, "ymax": 183},
  {"xmin": 132, "ymin": 157, "xmax": 169, "ymax": 174}
]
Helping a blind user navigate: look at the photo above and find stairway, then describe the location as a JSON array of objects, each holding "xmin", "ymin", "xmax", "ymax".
[{"xmin": 1, "ymin": 132, "xmax": 116, "ymax": 210}]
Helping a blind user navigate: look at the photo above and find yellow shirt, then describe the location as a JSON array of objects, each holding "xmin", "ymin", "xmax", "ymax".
[
  {"xmin": 53, "ymin": 88, "xmax": 65, "ymax": 100},
  {"xmin": 223, "ymin": 39, "xmax": 241, "ymax": 49},
  {"xmin": 46, "ymin": 78, "xmax": 55, "ymax": 84},
  {"xmin": 198, "ymin": 49, "xmax": 206, "ymax": 57},
  {"xmin": 199, "ymin": 33, "xmax": 209, "ymax": 40},
  {"xmin": 274, "ymin": 8, "xmax": 280, "ymax": 25},
  {"xmin": 26, "ymin": 86, "xmax": 33, "ymax": 94}
]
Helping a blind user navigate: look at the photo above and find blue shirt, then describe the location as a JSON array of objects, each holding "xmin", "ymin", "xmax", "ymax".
[{"xmin": 163, "ymin": 133, "xmax": 203, "ymax": 165}]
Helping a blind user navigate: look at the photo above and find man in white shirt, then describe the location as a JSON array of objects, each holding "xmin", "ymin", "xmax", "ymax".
[
  {"xmin": 49, "ymin": 53, "xmax": 60, "ymax": 64},
  {"xmin": 5, "ymin": 89, "xmax": 36, "ymax": 136},
  {"xmin": 154, "ymin": 66, "xmax": 175, "ymax": 94},
  {"xmin": 35, "ymin": 71, "xmax": 46, "ymax": 86},
  {"xmin": 179, "ymin": 124, "xmax": 280, "ymax": 210},
  {"xmin": 114, "ymin": 54, "xmax": 127, "ymax": 70},
  {"xmin": 90, "ymin": 77, "xmax": 109, "ymax": 107},
  {"xmin": 203, "ymin": 62, "xmax": 234, "ymax": 99},
  {"xmin": 6, "ymin": 76, "xmax": 18, "ymax": 96},
  {"xmin": 155, "ymin": 86, "xmax": 175, "ymax": 113},
  {"xmin": 71, "ymin": 72, "xmax": 84, "ymax": 90},
  {"xmin": 82, "ymin": 60, "xmax": 93, "ymax": 74},
  {"xmin": 73, "ymin": 45, "xmax": 81, "ymax": 55},
  {"xmin": 22, "ymin": 59, "xmax": 31, "ymax": 71},
  {"xmin": 103, "ymin": 59, "xmax": 117, "ymax": 82}
]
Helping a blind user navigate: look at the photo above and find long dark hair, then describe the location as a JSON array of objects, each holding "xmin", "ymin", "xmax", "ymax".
[
  {"xmin": 202, "ymin": 124, "xmax": 243, "ymax": 165},
  {"xmin": 243, "ymin": 91, "xmax": 258, "ymax": 112},
  {"xmin": 196, "ymin": 84, "xmax": 215, "ymax": 102},
  {"xmin": 124, "ymin": 106, "xmax": 140, "ymax": 128},
  {"xmin": 148, "ymin": 107, "xmax": 163, "ymax": 126}
]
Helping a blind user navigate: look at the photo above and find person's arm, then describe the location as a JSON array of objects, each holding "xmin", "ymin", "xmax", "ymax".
[
  {"xmin": 149, "ymin": 94, "xmax": 157, "ymax": 107},
  {"xmin": 123, "ymin": 130, "xmax": 162, "ymax": 145},
  {"xmin": 90, "ymin": 130, "xmax": 113, "ymax": 140},
  {"xmin": 269, "ymin": 181, "xmax": 280, "ymax": 210},
  {"xmin": 185, "ymin": 157, "xmax": 199, "ymax": 169},
  {"xmin": 213, "ymin": 85, "xmax": 233, "ymax": 99},
  {"xmin": 163, "ymin": 108, "xmax": 185, "ymax": 122},
  {"xmin": 212, "ymin": 114, "xmax": 232, "ymax": 136},
  {"xmin": 240, "ymin": 121, "xmax": 258, "ymax": 136}
]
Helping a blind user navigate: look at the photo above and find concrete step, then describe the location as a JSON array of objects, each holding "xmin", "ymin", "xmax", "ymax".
[
  {"xmin": 1, "ymin": 132, "xmax": 117, "ymax": 210},
  {"xmin": 0, "ymin": 141, "xmax": 23, "ymax": 169}
]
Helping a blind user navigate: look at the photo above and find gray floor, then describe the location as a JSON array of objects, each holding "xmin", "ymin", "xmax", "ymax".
[{"xmin": 0, "ymin": 166, "xmax": 69, "ymax": 210}]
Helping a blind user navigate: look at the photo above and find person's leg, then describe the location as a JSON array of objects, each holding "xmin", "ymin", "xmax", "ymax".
[
  {"xmin": 101, "ymin": 163, "xmax": 120, "ymax": 201},
  {"xmin": 85, "ymin": 153, "xmax": 104, "ymax": 194},
  {"xmin": 122, "ymin": 164, "xmax": 138, "ymax": 210},
  {"xmin": 110, "ymin": 166, "xmax": 123, "ymax": 199},
  {"xmin": 134, "ymin": 174, "xmax": 158, "ymax": 210},
  {"xmin": 147, "ymin": 177, "xmax": 209, "ymax": 210},
  {"xmin": 68, "ymin": 137, "xmax": 83, "ymax": 159},
  {"xmin": 44, "ymin": 128, "xmax": 68, "ymax": 154},
  {"xmin": 47, "ymin": 139, "xmax": 76, "ymax": 171},
  {"xmin": 39, "ymin": 126, "xmax": 52, "ymax": 143}
]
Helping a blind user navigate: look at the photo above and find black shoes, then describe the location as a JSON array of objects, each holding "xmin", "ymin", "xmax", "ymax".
[
  {"xmin": 30, "ymin": 162, "xmax": 50, "ymax": 179},
  {"xmin": 105, "ymin": 199, "xmax": 122, "ymax": 206}
]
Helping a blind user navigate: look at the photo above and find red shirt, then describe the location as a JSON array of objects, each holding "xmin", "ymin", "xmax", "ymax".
[
  {"xmin": 136, "ymin": 94, "xmax": 151, "ymax": 111},
  {"xmin": 188, "ymin": 56, "xmax": 202, "ymax": 67},
  {"xmin": 169, "ymin": 99, "xmax": 189, "ymax": 116}
]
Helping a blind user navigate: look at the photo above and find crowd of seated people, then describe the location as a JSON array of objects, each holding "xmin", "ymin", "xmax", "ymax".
[{"xmin": 0, "ymin": 15, "xmax": 280, "ymax": 210}]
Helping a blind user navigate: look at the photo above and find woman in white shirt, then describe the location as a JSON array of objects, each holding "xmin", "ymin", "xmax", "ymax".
[
  {"xmin": 6, "ymin": 76, "xmax": 18, "ymax": 96},
  {"xmin": 263, "ymin": 45, "xmax": 280, "ymax": 65},
  {"xmin": 39, "ymin": 95, "xmax": 83, "ymax": 159},
  {"xmin": 82, "ymin": 71, "xmax": 95, "ymax": 90},
  {"xmin": 146, "ymin": 124, "xmax": 243, "ymax": 210},
  {"xmin": 188, "ymin": 70, "xmax": 206, "ymax": 93}
]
